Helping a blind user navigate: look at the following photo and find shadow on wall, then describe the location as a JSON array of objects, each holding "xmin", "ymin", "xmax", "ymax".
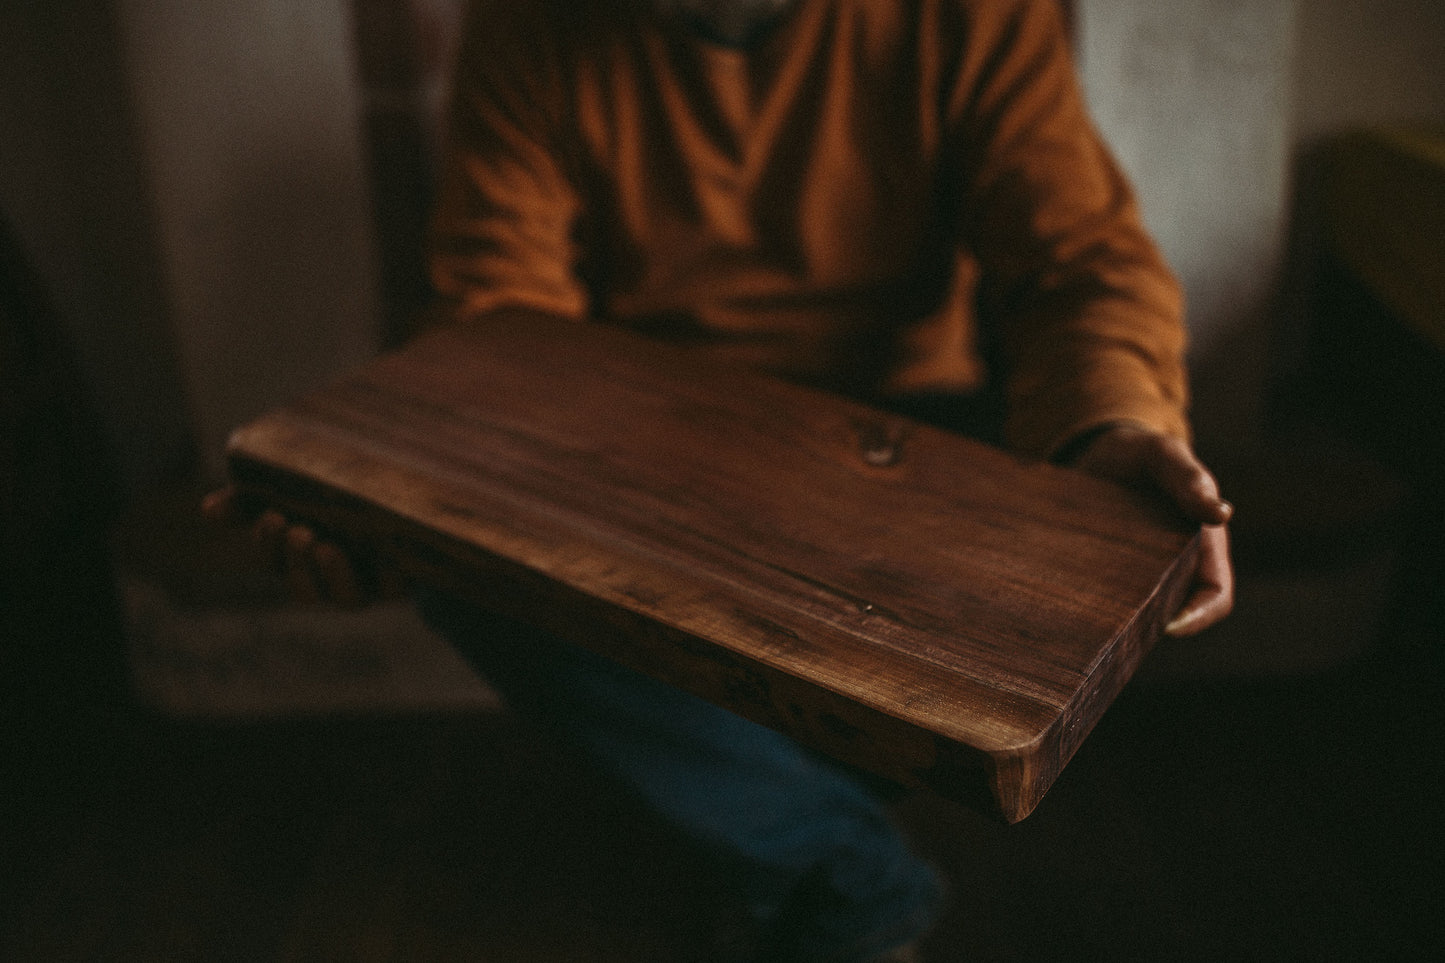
[
  {"xmin": 353, "ymin": 0, "xmax": 468, "ymax": 347},
  {"xmin": 1, "ymin": 214, "xmax": 133, "ymax": 833},
  {"xmin": 0, "ymin": 0, "xmax": 194, "ymax": 495},
  {"xmin": 117, "ymin": 0, "xmax": 385, "ymax": 485}
]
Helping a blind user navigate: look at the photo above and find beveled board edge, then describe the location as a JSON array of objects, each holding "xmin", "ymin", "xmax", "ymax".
[
  {"xmin": 976, "ymin": 531, "xmax": 1200, "ymax": 819},
  {"xmin": 226, "ymin": 418, "xmax": 1199, "ymax": 823},
  {"xmin": 226, "ymin": 443, "xmax": 1008, "ymax": 811}
]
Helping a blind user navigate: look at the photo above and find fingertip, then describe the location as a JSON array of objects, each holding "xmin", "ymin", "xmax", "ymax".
[
  {"xmin": 1164, "ymin": 608, "xmax": 1199, "ymax": 637},
  {"xmin": 286, "ymin": 525, "xmax": 316, "ymax": 552},
  {"xmin": 252, "ymin": 510, "xmax": 287, "ymax": 547},
  {"xmin": 1181, "ymin": 477, "xmax": 1233, "ymax": 526},
  {"xmin": 1166, "ymin": 584, "xmax": 1232, "ymax": 637},
  {"xmin": 312, "ymin": 540, "xmax": 341, "ymax": 567},
  {"xmin": 313, "ymin": 541, "xmax": 344, "ymax": 577},
  {"xmin": 200, "ymin": 488, "xmax": 231, "ymax": 520}
]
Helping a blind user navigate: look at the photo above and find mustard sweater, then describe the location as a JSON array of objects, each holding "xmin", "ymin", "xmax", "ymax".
[{"xmin": 428, "ymin": 0, "xmax": 1189, "ymax": 456}]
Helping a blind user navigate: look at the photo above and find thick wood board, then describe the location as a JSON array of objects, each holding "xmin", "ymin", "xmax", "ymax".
[{"xmin": 226, "ymin": 317, "xmax": 1199, "ymax": 822}]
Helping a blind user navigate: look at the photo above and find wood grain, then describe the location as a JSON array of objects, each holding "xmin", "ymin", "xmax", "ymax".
[{"xmin": 226, "ymin": 315, "xmax": 1199, "ymax": 822}]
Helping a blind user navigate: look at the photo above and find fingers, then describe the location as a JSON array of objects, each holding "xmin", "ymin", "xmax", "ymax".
[
  {"xmin": 252, "ymin": 509, "xmax": 288, "ymax": 548},
  {"xmin": 203, "ymin": 489, "xmax": 371, "ymax": 607},
  {"xmin": 1072, "ymin": 425, "xmax": 1232, "ymax": 527},
  {"xmin": 1143, "ymin": 435, "xmax": 1233, "ymax": 527},
  {"xmin": 1068, "ymin": 425, "xmax": 1237, "ymax": 636},
  {"xmin": 200, "ymin": 486, "xmax": 238, "ymax": 524},
  {"xmin": 1165, "ymin": 524, "xmax": 1234, "ymax": 636},
  {"xmin": 282, "ymin": 524, "xmax": 373, "ymax": 608}
]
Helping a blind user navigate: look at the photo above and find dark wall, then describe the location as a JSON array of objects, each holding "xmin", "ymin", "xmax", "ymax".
[
  {"xmin": 1, "ymin": 213, "xmax": 131, "ymax": 842},
  {"xmin": 0, "ymin": 0, "xmax": 195, "ymax": 495}
]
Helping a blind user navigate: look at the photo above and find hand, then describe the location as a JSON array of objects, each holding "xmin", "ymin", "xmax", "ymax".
[
  {"xmin": 201, "ymin": 486, "xmax": 379, "ymax": 607},
  {"xmin": 1068, "ymin": 423, "xmax": 1234, "ymax": 636}
]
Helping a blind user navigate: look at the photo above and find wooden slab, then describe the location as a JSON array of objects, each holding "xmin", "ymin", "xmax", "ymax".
[{"xmin": 226, "ymin": 315, "xmax": 1199, "ymax": 822}]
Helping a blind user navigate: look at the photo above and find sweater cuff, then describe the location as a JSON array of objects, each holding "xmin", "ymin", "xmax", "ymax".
[{"xmin": 1007, "ymin": 387, "xmax": 1191, "ymax": 461}]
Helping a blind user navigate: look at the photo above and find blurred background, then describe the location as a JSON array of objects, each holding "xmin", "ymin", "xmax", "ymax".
[{"xmin": 3, "ymin": 0, "xmax": 1442, "ymax": 959}]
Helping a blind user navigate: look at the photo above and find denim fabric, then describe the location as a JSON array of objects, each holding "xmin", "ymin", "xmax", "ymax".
[{"xmin": 417, "ymin": 591, "xmax": 941, "ymax": 962}]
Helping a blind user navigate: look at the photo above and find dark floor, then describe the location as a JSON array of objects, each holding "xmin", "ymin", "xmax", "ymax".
[
  {"xmin": 4, "ymin": 619, "xmax": 1442, "ymax": 962},
  {"xmin": 5, "ymin": 455, "xmax": 1445, "ymax": 962}
]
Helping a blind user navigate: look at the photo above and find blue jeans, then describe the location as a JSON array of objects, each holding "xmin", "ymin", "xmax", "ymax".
[{"xmin": 418, "ymin": 591, "xmax": 942, "ymax": 962}]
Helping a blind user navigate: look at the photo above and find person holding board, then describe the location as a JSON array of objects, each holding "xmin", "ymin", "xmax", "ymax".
[{"xmin": 209, "ymin": 2, "xmax": 1232, "ymax": 959}]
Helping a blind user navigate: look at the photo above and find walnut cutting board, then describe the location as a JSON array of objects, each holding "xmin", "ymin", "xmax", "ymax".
[{"xmin": 226, "ymin": 315, "xmax": 1199, "ymax": 822}]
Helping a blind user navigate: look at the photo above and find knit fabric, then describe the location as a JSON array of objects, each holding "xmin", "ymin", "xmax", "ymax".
[{"xmin": 429, "ymin": 0, "xmax": 1189, "ymax": 456}]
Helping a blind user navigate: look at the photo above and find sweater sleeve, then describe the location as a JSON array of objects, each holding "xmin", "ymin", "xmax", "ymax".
[
  {"xmin": 427, "ymin": 1, "xmax": 588, "ymax": 322},
  {"xmin": 948, "ymin": 0, "xmax": 1190, "ymax": 458}
]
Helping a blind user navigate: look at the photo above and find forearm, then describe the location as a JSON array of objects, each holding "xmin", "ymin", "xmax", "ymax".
[{"xmin": 950, "ymin": 0, "xmax": 1190, "ymax": 458}]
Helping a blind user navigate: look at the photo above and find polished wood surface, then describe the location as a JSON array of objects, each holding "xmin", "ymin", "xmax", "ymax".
[{"xmin": 227, "ymin": 316, "xmax": 1198, "ymax": 822}]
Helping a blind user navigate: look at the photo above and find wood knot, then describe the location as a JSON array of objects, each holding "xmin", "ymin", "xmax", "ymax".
[{"xmin": 855, "ymin": 418, "xmax": 909, "ymax": 468}]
